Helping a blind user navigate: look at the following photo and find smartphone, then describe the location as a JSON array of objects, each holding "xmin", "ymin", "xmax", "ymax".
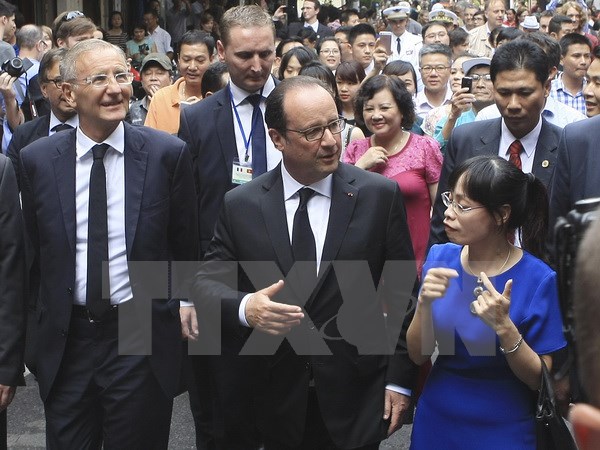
[
  {"xmin": 461, "ymin": 76, "xmax": 473, "ymax": 93},
  {"xmin": 379, "ymin": 31, "xmax": 392, "ymax": 54}
]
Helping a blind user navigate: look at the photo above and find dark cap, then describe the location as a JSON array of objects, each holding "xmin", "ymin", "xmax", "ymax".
[{"xmin": 140, "ymin": 53, "xmax": 171, "ymax": 72}]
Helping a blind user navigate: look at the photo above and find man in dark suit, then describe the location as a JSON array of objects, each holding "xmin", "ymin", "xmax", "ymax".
[
  {"xmin": 178, "ymin": 7, "xmax": 279, "ymax": 448},
  {"xmin": 284, "ymin": 0, "xmax": 333, "ymax": 40},
  {"xmin": 8, "ymin": 47, "xmax": 78, "ymax": 189},
  {"xmin": 19, "ymin": 39, "xmax": 198, "ymax": 449},
  {"xmin": 195, "ymin": 76, "xmax": 418, "ymax": 450},
  {"xmin": 0, "ymin": 154, "xmax": 25, "ymax": 445},
  {"xmin": 549, "ymin": 115, "xmax": 600, "ymax": 230},
  {"xmin": 429, "ymin": 39, "xmax": 562, "ymax": 245}
]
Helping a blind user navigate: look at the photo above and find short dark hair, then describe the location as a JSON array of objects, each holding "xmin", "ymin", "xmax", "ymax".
[
  {"xmin": 496, "ymin": 26, "xmax": 523, "ymax": 46},
  {"xmin": 422, "ymin": 21, "xmax": 448, "ymax": 40},
  {"xmin": 593, "ymin": 45, "xmax": 600, "ymax": 59},
  {"xmin": 490, "ymin": 39, "xmax": 549, "ymax": 86},
  {"xmin": 340, "ymin": 9, "xmax": 359, "ymax": 24},
  {"xmin": 335, "ymin": 60, "xmax": 366, "ymax": 84},
  {"xmin": 278, "ymin": 46, "xmax": 317, "ymax": 80},
  {"xmin": 559, "ymin": 32, "xmax": 592, "ymax": 56},
  {"xmin": 143, "ymin": 9, "xmax": 158, "ymax": 19},
  {"xmin": 276, "ymin": 37, "xmax": 303, "ymax": 57},
  {"xmin": 549, "ymin": 15, "xmax": 572, "ymax": 35},
  {"xmin": 449, "ymin": 28, "xmax": 469, "ymax": 48},
  {"xmin": 382, "ymin": 60, "xmax": 418, "ymax": 88},
  {"xmin": 39, "ymin": 47, "xmax": 68, "ymax": 83},
  {"xmin": 519, "ymin": 32, "xmax": 561, "ymax": 69},
  {"xmin": 265, "ymin": 75, "xmax": 330, "ymax": 132},
  {"xmin": 316, "ymin": 36, "xmax": 340, "ymax": 54},
  {"xmin": 354, "ymin": 74, "xmax": 416, "ymax": 130},
  {"xmin": 448, "ymin": 155, "xmax": 549, "ymax": 260},
  {"xmin": 540, "ymin": 10, "xmax": 554, "ymax": 19},
  {"xmin": 306, "ymin": 0, "xmax": 321, "ymax": 10},
  {"xmin": 0, "ymin": 0, "xmax": 16, "ymax": 18},
  {"xmin": 335, "ymin": 25, "xmax": 352, "ymax": 41},
  {"xmin": 179, "ymin": 29, "xmax": 215, "ymax": 55},
  {"xmin": 348, "ymin": 23, "xmax": 376, "ymax": 45},
  {"xmin": 299, "ymin": 61, "xmax": 339, "ymax": 103},
  {"xmin": 297, "ymin": 27, "xmax": 318, "ymax": 43},
  {"xmin": 201, "ymin": 61, "xmax": 228, "ymax": 97}
]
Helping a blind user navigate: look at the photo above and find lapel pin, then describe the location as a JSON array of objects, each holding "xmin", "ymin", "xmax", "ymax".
[
  {"xmin": 346, "ymin": 192, "xmax": 354, "ymax": 197},
  {"xmin": 541, "ymin": 160, "xmax": 549, "ymax": 168}
]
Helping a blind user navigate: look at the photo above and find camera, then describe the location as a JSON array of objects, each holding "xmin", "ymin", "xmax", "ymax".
[
  {"xmin": 1, "ymin": 57, "xmax": 33, "ymax": 78},
  {"xmin": 139, "ymin": 44, "xmax": 149, "ymax": 54},
  {"xmin": 554, "ymin": 197, "xmax": 600, "ymax": 401}
]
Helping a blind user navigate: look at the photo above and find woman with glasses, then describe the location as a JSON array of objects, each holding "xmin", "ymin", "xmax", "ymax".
[
  {"xmin": 316, "ymin": 37, "xmax": 341, "ymax": 73},
  {"xmin": 343, "ymin": 75, "xmax": 442, "ymax": 275},
  {"xmin": 407, "ymin": 156, "xmax": 566, "ymax": 450}
]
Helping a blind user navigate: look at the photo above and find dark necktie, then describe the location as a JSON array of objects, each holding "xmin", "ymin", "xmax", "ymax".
[
  {"xmin": 86, "ymin": 143, "xmax": 111, "ymax": 319},
  {"xmin": 292, "ymin": 188, "xmax": 317, "ymax": 273},
  {"xmin": 246, "ymin": 94, "xmax": 267, "ymax": 178},
  {"xmin": 396, "ymin": 37, "xmax": 401, "ymax": 54},
  {"xmin": 508, "ymin": 140, "xmax": 523, "ymax": 170},
  {"xmin": 51, "ymin": 123, "xmax": 74, "ymax": 133}
]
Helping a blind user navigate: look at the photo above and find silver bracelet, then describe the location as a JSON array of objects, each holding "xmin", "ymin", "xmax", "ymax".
[{"xmin": 499, "ymin": 334, "xmax": 523, "ymax": 355}]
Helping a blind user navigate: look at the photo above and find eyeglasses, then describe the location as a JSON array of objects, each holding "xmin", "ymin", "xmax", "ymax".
[
  {"xmin": 69, "ymin": 72, "xmax": 134, "ymax": 88},
  {"xmin": 46, "ymin": 77, "xmax": 63, "ymax": 88},
  {"xmin": 441, "ymin": 191, "xmax": 486, "ymax": 214},
  {"xmin": 320, "ymin": 49, "xmax": 340, "ymax": 55},
  {"xmin": 284, "ymin": 117, "xmax": 346, "ymax": 141},
  {"xmin": 424, "ymin": 32, "xmax": 448, "ymax": 40},
  {"xmin": 470, "ymin": 74, "xmax": 492, "ymax": 82},
  {"xmin": 421, "ymin": 65, "xmax": 450, "ymax": 73}
]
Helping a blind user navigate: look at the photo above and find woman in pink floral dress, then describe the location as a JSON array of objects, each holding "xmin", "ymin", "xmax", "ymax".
[{"xmin": 344, "ymin": 75, "xmax": 443, "ymax": 276}]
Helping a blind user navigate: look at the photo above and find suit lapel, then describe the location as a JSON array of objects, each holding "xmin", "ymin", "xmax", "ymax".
[
  {"xmin": 531, "ymin": 119, "xmax": 557, "ymax": 186},
  {"xmin": 215, "ymin": 88, "xmax": 237, "ymax": 171},
  {"xmin": 123, "ymin": 124, "xmax": 148, "ymax": 258},
  {"xmin": 52, "ymin": 131, "xmax": 77, "ymax": 256},
  {"xmin": 478, "ymin": 119, "xmax": 502, "ymax": 156},
  {"xmin": 260, "ymin": 168, "xmax": 294, "ymax": 276},
  {"xmin": 36, "ymin": 115, "xmax": 51, "ymax": 139},
  {"xmin": 321, "ymin": 165, "xmax": 358, "ymax": 267}
]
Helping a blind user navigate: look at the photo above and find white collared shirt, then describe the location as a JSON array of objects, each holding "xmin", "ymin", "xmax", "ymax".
[
  {"xmin": 48, "ymin": 111, "xmax": 79, "ymax": 135},
  {"xmin": 415, "ymin": 87, "xmax": 452, "ymax": 119},
  {"xmin": 229, "ymin": 78, "xmax": 281, "ymax": 170},
  {"xmin": 74, "ymin": 123, "xmax": 132, "ymax": 306},
  {"xmin": 498, "ymin": 117, "xmax": 543, "ymax": 174}
]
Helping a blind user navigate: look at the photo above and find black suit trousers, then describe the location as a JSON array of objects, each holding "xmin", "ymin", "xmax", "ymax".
[{"xmin": 44, "ymin": 311, "xmax": 173, "ymax": 450}]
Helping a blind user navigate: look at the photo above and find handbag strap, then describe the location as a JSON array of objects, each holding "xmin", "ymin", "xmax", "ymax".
[{"xmin": 537, "ymin": 357, "xmax": 556, "ymax": 417}]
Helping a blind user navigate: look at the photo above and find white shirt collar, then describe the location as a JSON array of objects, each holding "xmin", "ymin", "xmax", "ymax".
[
  {"xmin": 76, "ymin": 122, "xmax": 125, "ymax": 159},
  {"xmin": 281, "ymin": 161, "xmax": 333, "ymax": 201},
  {"xmin": 49, "ymin": 111, "xmax": 79, "ymax": 130},
  {"xmin": 500, "ymin": 116, "xmax": 542, "ymax": 160},
  {"xmin": 229, "ymin": 76, "xmax": 277, "ymax": 108}
]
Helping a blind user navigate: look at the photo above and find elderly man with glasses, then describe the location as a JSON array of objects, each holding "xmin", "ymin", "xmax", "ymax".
[{"xmin": 19, "ymin": 39, "xmax": 198, "ymax": 449}]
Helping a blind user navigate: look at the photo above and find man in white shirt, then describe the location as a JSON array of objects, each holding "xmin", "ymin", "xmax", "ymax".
[
  {"xmin": 143, "ymin": 8, "xmax": 174, "ymax": 60},
  {"xmin": 383, "ymin": 5, "xmax": 422, "ymax": 69},
  {"xmin": 415, "ymin": 44, "xmax": 453, "ymax": 119}
]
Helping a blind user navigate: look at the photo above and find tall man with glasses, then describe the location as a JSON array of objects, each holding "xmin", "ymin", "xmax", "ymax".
[
  {"xmin": 19, "ymin": 39, "xmax": 198, "ymax": 449},
  {"xmin": 429, "ymin": 40, "xmax": 561, "ymax": 246},
  {"xmin": 195, "ymin": 75, "xmax": 418, "ymax": 450}
]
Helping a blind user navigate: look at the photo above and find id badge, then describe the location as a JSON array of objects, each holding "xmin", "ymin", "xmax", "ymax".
[{"xmin": 232, "ymin": 157, "xmax": 253, "ymax": 185}]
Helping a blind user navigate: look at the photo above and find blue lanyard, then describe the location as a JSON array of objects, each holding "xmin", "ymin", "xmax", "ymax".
[{"xmin": 230, "ymin": 87, "xmax": 263, "ymax": 162}]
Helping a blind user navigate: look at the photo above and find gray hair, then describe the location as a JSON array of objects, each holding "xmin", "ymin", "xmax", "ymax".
[
  {"xmin": 60, "ymin": 39, "xmax": 126, "ymax": 82},
  {"xmin": 16, "ymin": 24, "xmax": 44, "ymax": 49},
  {"xmin": 419, "ymin": 43, "xmax": 452, "ymax": 64}
]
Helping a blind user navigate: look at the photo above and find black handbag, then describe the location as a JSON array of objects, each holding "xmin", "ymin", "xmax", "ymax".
[{"xmin": 536, "ymin": 358, "xmax": 578, "ymax": 450}]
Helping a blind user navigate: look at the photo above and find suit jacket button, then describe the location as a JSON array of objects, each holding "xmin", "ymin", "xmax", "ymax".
[
  {"xmin": 305, "ymin": 362, "xmax": 310, "ymax": 370},
  {"xmin": 61, "ymin": 329, "xmax": 67, "ymax": 337},
  {"xmin": 67, "ymin": 288, "xmax": 73, "ymax": 295}
]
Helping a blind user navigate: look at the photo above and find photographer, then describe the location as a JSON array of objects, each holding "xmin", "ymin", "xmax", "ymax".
[{"xmin": 0, "ymin": 24, "xmax": 43, "ymax": 152}]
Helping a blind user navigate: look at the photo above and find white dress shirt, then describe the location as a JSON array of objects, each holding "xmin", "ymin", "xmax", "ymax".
[
  {"xmin": 74, "ymin": 123, "xmax": 132, "ymax": 306},
  {"xmin": 229, "ymin": 77, "xmax": 281, "ymax": 171},
  {"xmin": 498, "ymin": 117, "xmax": 543, "ymax": 175},
  {"xmin": 48, "ymin": 111, "xmax": 79, "ymax": 135}
]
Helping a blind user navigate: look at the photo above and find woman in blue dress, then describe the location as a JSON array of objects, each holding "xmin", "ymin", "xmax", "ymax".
[{"xmin": 408, "ymin": 156, "xmax": 566, "ymax": 449}]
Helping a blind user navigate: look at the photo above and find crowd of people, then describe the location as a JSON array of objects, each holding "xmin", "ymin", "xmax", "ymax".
[{"xmin": 1, "ymin": 0, "xmax": 600, "ymax": 448}]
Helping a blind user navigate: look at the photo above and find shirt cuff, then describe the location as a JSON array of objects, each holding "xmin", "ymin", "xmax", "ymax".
[
  {"xmin": 238, "ymin": 293, "xmax": 252, "ymax": 327},
  {"xmin": 385, "ymin": 384, "xmax": 412, "ymax": 397},
  {"xmin": 180, "ymin": 300, "xmax": 193, "ymax": 307}
]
